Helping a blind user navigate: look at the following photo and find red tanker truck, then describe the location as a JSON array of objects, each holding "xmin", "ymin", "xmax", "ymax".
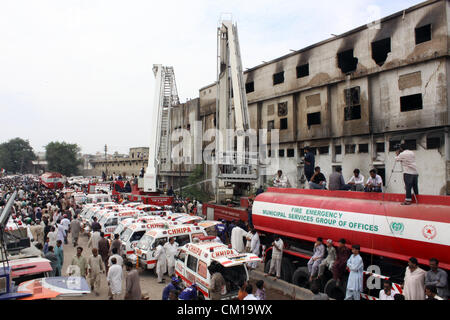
[{"xmin": 208, "ymin": 188, "xmax": 450, "ymax": 300}]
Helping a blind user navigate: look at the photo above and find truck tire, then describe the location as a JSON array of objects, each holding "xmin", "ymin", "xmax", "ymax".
[
  {"xmin": 263, "ymin": 258, "xmax": 294, "ymax": 282},
  {"xmin": 291, "ymin": 266, "xmax": 310, "ymax": 289},
  {"xmin": 324, "ymin": 278, "xmax": 347, "ymax": 300},
  {"xmin": 281, "ymin": 258, "xmax": 294, "ymax": 282}
]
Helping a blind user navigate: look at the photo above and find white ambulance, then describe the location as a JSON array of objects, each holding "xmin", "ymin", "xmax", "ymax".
[
  {"xmin": 196, "ymin": 221, "xmax": 223, "ymax": 237},
  {"xmin": 98, "ymin": 209, "xmax": 141, "ymax": 237},
  {"xmin": 120, "ymin": 220, "xmax": 171, "ymax": 260},
  {"xmin": 135, "ymin": 225, "xmax": 207, "ymax": 270},
  {"xmin": 170, "ymin": 215, "xmax": 204, "ymax": 225},
  {"xmin": 175, "ymin": 241, "xmax": 261, "ymax": 300},
  {"xmin": 114, "ymin": 215, "xmax": 163, "ymax": 238}
]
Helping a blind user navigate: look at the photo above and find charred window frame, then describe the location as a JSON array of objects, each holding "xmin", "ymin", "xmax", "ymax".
[
  {"xmin": 415, "ymin": 24, "xmax": 432, "ymax": 45},
  {"xmin": 245, "ymin": 82, "xmax": 254, "ymax": 93},
  {"xmin": 307, "ymin": 112, "xmax": 321, "ymax": 126},
  {"xmin": 319, "ymin": 146, "xmax": 329, "ymax": 155},
  {"xmin": 358, "ymin": 144, "xmax": 369, "ymax": 153},
  {"xmin": 280, "ymin": 118, "xmax": 288, "ymax": 130},
  {"xmin": 273, "ymin": 71, "xmax": 284, "ymax": 85},
  {"xmin": 376, "ymin": 142, "xmax": 385, "ymax": 153},
  {"xmin": 337, "ymin": 49, "xmax": 358, "ymax": 74},
  {"xmin": 371, "ymin": 38, "xmax": 391, "ymax": 66},
  {"xmin": 400, "ymin": 94, "xmax": 423, "ymax": 112},
  {"xmin": 267, "ymin": 120, "xmax": 275, "ymax": 132},
  {"xmin": 278, "ymin": 102, "xmax": 288, "ymax": 117},
  {"xmin": 344, "ymin": 87, "xmax": 362, "ymax": 121},
  {"xmin": 296, "ymin": 64, "xmax": 309, "ymax": 78},
  {"xmin": 389, "ymin": 140, "xmax": 401, "ymax": 152},
  {"xmin": 335, "ymin": 145, "xmax": 342, "ymax": 155},
  {"xmin": 427, "ymin": 137, "xmax": 441, "ymax": 149},
  {"xmin": 404, "ymin": 139, "xmax": 417, "ymax": 151},
  {"xmin": 279, "ymin": 149, "xmax": 285, "ymax": 157},
  {"xmin": 287, "ymin": 149, "xmax": 295, "ymax": 158}
]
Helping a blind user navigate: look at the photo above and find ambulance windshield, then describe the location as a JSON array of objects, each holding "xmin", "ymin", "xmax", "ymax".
[
  {"xmin": 137, "ymin": 235, "xmax": 154, "ymax": 250},
  {"xmin": 121, "ymin": 228, "xmax": 133, "ymax": 242}
]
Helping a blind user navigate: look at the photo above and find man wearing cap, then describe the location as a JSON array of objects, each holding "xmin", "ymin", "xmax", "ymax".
[
  {"xmin": 345, "ymin": 244, "xmax": 364, "ymax": 300},
  {"xmin": 318, "ymin": 239, "xmax": 337, "ymax": 279},
  {"xmin": 124, "ymin": 261, "xmax": 142, "ymax": 300},
  {"xmin": 265, "ymin": 235, "xmax": 284, "ymax": 280},
  {"xmin": 308, "ymin": 237, "xmax": 326, "ymax": 281},
  {"xmin": 162, "ymin": 277, "xmax": 182, "ymax": 300}
]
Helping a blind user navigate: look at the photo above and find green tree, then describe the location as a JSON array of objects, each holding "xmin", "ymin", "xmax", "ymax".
[
  {"xmin": 180, "ymin": 165, "xmax": 213, "ymax": 202},
  {"xmin": 45, "ymin": 141, "xmax": 82, "ymax": 176},
  {"xmin": 0, "ymin": 138, "xmax": 36, "ymax": 173}
]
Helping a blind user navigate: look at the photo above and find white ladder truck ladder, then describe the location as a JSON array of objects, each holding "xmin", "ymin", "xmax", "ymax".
[
  {"xmin": 144, "ymin": 64, "xmax": 180, "ymax": 192},
  {"xmin": 216, "ymin": 20, "xmax": 258, "ymax": 200}
]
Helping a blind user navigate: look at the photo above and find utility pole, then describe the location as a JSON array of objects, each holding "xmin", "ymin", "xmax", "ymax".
[{"xmin": 104, "ymin": 144, "xmax": 108, "ymax": 180}]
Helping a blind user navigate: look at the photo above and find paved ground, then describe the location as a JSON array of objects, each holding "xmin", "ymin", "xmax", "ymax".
[{"xmin": 55, "ymin": 233, "xmax": 291, "ymax": 300}]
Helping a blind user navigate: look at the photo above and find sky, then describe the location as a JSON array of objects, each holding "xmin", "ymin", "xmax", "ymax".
[{"xmin": 0, "ymin": 0, "xmax": 423, "ymax": 155}]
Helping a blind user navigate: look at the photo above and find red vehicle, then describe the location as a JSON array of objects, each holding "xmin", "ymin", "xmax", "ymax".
[
  {"xmin": 39, "ymin": 172, "xmax": 64, "ymax": 189},
  {"xmin": 111, "ymin": 181, "xmax": 173, "ymax": 207},
  {"xmin": 205, "ymin": 188, "xmax": 450, "ymax": 300}
]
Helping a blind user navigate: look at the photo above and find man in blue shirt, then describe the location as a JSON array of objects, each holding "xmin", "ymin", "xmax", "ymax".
[
  {"xmin": 179, "ymin": 283, "xmax": 198, "ymax": 300},
  {"xmin": 215, "ymin": 221, "xmax": 227, "ymax": 243},
  {"xmin": 162, "ymin": 276, "xmax": 182, "ymax": 300}
]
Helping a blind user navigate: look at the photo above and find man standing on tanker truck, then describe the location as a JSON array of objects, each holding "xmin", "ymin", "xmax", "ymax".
[{"xmin": 395, "ymin": 144, "xmax": 418, "ymax": 205}]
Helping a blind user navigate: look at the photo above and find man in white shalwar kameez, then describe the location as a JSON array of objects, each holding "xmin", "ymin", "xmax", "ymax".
[
  {"xmin": 107, "ymin": 257, "xmax": 123, "ymax": 300},
  {"xmin": 231, "ymin": 226, "xmax": 248, "ymax": 253},
  {"xmin": 345, "ymin": 244, "xmax": 364, "ymax": 300},
  {"xmin": 403, "ymin": 257, "xmax": 426, "ymax": 300},
  {"xmin": 155, "ymin": 242, "xmax": 167, "ymax": 283},
  {"xmin": 248, "ymin": 229, "xmax": 260, "ymax": 269},
  {"xmin": 88, "ymin": 230, "xmax": 101, "ymax": 250},
  {"xmin": 164, "ymin": 238, "xmax": 179, "ymax": 277}
]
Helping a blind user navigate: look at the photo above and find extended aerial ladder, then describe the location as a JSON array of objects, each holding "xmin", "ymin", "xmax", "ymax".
[
  {"xmin": 215, "ymin": 20, "xmax": 258, "ymax": 202},
  {"xmin": 143, "ymin": 65, "xmax": 180, "ymax": 192}
]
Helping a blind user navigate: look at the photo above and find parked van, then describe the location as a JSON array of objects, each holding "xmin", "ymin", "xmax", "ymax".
[
  {"xmin": 175, "ymin": 241, "xmax": 261, "ymax": 300},
  {"xmin": 135, "ymin": 225, "xmax": 207, "ymax": 270}
]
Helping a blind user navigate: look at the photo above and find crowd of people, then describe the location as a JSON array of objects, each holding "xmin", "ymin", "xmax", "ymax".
[{"xmin": 272, "ymin": 143, "xmax": 419, "ymax": 206}]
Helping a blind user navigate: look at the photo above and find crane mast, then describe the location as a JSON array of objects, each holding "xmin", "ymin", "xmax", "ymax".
[
  {"xmin": 143, "ymin": 64, "xmax": 179, "ymax": 192},
  {"xmin": 216, "ymin": 20, "xmax": 258, "ymax": 202}
]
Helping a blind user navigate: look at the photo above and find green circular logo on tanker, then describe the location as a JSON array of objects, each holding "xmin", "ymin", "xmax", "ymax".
[{"xmin": 390, "ymin": 222, "xmax": 404, "ymax": 234}]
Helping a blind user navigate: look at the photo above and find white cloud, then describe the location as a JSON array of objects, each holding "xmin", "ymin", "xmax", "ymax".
[{"xmin": 0, "ymin": 0, "xmax": 423, "ymax": 154}]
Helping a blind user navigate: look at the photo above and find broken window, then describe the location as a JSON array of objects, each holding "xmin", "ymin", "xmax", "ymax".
[
  {"xmin": 344, "ymin": 87, "xmax": 362, "ymax": 121},
  {"xmin": 335, "ymin": 145, "xmax": 342, "ymax": 155},
  {"xmin": 427, "ymin": 137, "xmax": 441, "ymax": 149},
  {"xmin": 404, "ymin": 139, "xmax": 417, "ymax": 151},
  {"xmin": 296, "ymin": 64, "xmax": 309, "ymax": 78},
  {"xmin": 358, "ymin": 144, "xmax": 369, "ymax": 153},
  {"xmin": 279, "ymin": 149, "xmax": 285, "ymax": 157},
  {"xmin": 415, "ymin": 24, "xmax": 432, "ymax": 45},
  {"xmin": 376, "ymin": 142, "xmax": 385, "ymax": 153},
  {"xmin": 267, "ymin": 120, "xmax": 275, "ymax": 132},
  {"xmin": 273, "ymin": 71, "xmax": 284, "ymax": 85},
  {"xmin": 319, "ymin": 146, "xmax": 329, "ymax": 155},
  {"xmin": 389, "ymin": 140, "xmax": 401, "ymax": 152},
  {"xmin": 278, "ymin": 102, "xmax": 288, "ymax": 116},
  {"xmin": 280, "ymin": 118, "xmax": 288, "ymax": 130},
  {"xmin": 287, "ymin": 149, "xmax": 295, "ymax": 157},
  {"xmin": 400, "ymin": 94, "xmax": 423, "ymax": 112},
  {"xmin": 245, "ymin": 82, "xmax": 254, "ymax": 93},
  {"xmin": 337, "ymin": 49, "xmax": 358, "ymax": 74},
  {"xmin": 371, "ymin": 38, "xmax": 391, "ymax": 66},
  {"xmin": 345, "ymin": 144, "xmax": 356, "ymax": 154},
  {"xmin": 307, "ymin": 112, "xmax": 321, "ymax": 126}
]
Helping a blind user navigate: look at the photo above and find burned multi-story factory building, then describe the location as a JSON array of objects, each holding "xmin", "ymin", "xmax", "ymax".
[{"xmin": 159, "ymin": 0, "xmax": 450, "ymax": 197}]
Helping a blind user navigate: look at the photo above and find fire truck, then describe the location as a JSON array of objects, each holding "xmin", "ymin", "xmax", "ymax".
[
  {"xmin": 205, "ymin": 188, "xmax": 450, "ymax": 300},
  {"xmin": 39, "ymin": 172, "xmax": 65, "ymax": 189}
]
